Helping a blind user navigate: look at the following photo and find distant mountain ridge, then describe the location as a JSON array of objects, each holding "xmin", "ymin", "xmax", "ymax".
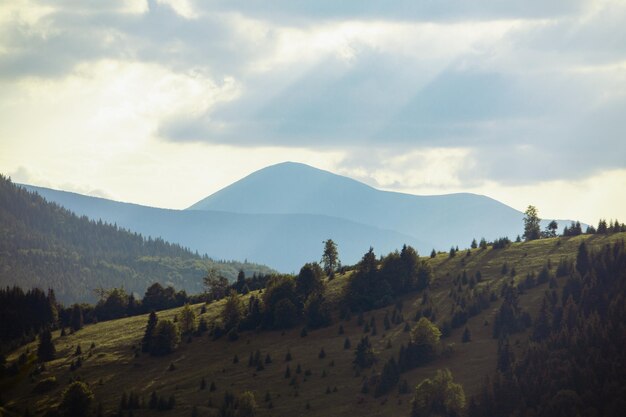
[
  {"xmin": 16, "ymin": 162, "xmax": 576, "ymax": 274},
  {"xmin": 188, "ymin": 162, "xmax": 567, "ymax": 250},
  {"xmin": 18, "ymin": 183, "xmax": 422, "ymax": 273},
  {"xmin": 0, "ymin": 176, "xmax": 273, "ymax": 304}
]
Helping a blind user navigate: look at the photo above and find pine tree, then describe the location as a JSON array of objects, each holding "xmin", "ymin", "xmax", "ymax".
[
  {"xmin": 321, "ymin": 239, "xmax": 339, "ymax": 278},
  {"xmin": 523, "ymin": 205, "xmax": 541, "ymax": 241},
  {"xmin": 37, "ymin": 328, "xmax": 55, "ymax": 362},
  {"xmin": 71, "ymin": 304, "xmax": 83, "ymax": 331},
  {"xmin": 142, "ymin": 311, "xmax": 158, "ymax": 353}
]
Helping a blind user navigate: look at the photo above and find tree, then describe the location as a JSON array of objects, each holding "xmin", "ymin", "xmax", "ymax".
[
  {"xmin": 236, "ymin": 391, "xmax": 257, "ymax": 417},
  {"xmin": 263, "ymin": 275, "xmax": 300, "ymax": 329},
  {"xmin": 400, "ymin": 318, "xmax": 441, "ymax": 370},
  {"xmin": 523, "ymin": 205, "xmax": 541, "ymax": 241},
  {"xmin": 37, "ymin": 328, "xmax": 55, "ymax": 362},
  {"xmin": 142, "ymin": 311, "xmax": 158, "ymax": 352},
  {"xmin": 150, "ymin": 319, "xmax": 180, "ymax": 356},
  {"xmin": 222, "ymin": 291, "xmax": 243, "ymax": 331},
  {"xmin": 346, "ymin": 247, "xmax": 392, "ymax": 311},
  {"xmin": 546, "ymin": 220, "xmax": 558, "ymax": 238},
  {"xmin": 95, "ymin": 287, "xmax": 127, "ymax": 321},
  {"xmin": 353, "ymin": 336, "xmax": 375, "ymax": 368},
  {"xmin": 412, "ymin": 317, "xmax": 441, "ymax": 348},
  {"xmin": 470, "ymin": 238, "xmax": 477, "ymax": 249},
  {"xmin": 71, "ymin": 304, "xmax": 83, "ymax": 331},
  {"xmin": 321, "ymin": 239, "xmax": 339, "ymax": 278},
  {"xmin": 59, "ymin": 381, "xmax": 94, "ymax": 417},
  {"xmin": 576, "ymin": 241, "xmax": 590, "ymax": 276},
  {"xmin": 411, "ymin": 369, "xmax": 465, "ymax": 417},
  {"xmin": 303, "ymin": 292, "xmax": 331, "ymax": 328},
  {"xmin": 203, "ymin": 267, "xmax": 229, "ymax": 301},
  {"xmin": 296, "ymin": 263, "xmax": 325, "ymax": 302},
  {"xmin": 179, "ymin": 303, "xmax": 196, "ymax": 335}
]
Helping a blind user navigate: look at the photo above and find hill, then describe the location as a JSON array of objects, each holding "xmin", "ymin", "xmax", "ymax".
[
  {"xmin": 20, "ymin": 183, "xmax": 425, "ymax": 272},
  {"xmin": 0, "ymin": 175, "xmax": 273, "ymax": 304},
  {"xmin": 4, "ymin": 231, "xmax": 624, "ymax": 417},
  {"xmin": 188, "ymin": 162, "xmax": 573, "ymax": 250}
]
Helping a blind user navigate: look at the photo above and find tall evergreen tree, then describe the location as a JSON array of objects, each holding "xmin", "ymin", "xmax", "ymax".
[
  {"xmin": 37, "ymin": 328, "xmax": 55, "ymax": 362},
  {"xmin": 321, "ymin": 239, "xmax": 339, "ymax": 278},
  {"xmin": 71, "ymin": 304, "xmax": 83, "ymax": 331},
  {"xmin": 523, "ymin": 205, "xmax": 541, "ymax": 241},
  {"xmin": 142, "ymin": 311, "xmax": 158, "ymax": 352}
]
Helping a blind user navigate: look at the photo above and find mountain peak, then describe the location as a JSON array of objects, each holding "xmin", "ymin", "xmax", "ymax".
[{"xmin": 187, "ymin": 162, "xmax": 374, "ymax": 213}]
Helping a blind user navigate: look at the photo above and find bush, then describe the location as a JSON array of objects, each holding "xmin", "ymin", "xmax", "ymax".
[{"xmin": 59, "ymin": 381, "xmax": 94, "ymax": 417}]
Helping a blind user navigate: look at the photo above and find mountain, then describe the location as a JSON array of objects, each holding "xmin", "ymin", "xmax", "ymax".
[
  {"xmin": 189, "ymin": 162, "xmax": 568, "ymax": 250},
  {"xmin": 17, "ymin": 183, "xmax": 421, "ymax": 273},
  {"xmin": 0, "ymin": 176, "xmax": 273, "ymax": 304}
]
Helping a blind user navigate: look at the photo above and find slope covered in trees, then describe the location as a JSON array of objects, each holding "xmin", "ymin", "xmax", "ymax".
[
  {"xmin": 2, "ymin": 230, "xmax": 625, "ymax": 417},
  {"xmin": 0, "ymin": 175, "xmax": 273, "ymax": 303}
]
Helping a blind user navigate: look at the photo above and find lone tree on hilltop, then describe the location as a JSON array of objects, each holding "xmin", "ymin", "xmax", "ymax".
[
  {"xmin": 523, "ymin": 205, "xmax": 541, "ymax": 241},
  {"xmin": 321, "ymin": 239, "xmax": 339, "ymax": 278}
]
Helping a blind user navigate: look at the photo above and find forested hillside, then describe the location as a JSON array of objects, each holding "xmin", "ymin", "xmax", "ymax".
[
  {"xmin": 3, "ymin": 229, "xmax": 624, "ymax": 417},
  {"xmin": 0, "ymin": 175, "xmax": 273, "ymax": 304}
]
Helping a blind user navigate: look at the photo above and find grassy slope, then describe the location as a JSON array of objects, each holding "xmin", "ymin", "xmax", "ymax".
[{"xmin": 5, "ymin": 232, "xmax": 625, "ymax": 417}]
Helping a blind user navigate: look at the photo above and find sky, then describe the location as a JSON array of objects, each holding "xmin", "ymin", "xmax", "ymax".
[{"xmin": 1, "ymin": 0, "xmax": 625, "ymax": 225}]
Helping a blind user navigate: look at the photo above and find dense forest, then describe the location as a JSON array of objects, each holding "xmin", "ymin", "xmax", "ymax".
[
  {"xmin": 0, "ymin": 175, "xmax": 273, "ymax": 304},
  {"xmin": 468, "ymin": 240, "xmax": 626, "ymax": 417}
]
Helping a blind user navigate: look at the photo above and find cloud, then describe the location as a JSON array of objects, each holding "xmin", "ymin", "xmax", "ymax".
[
  {"xmin": 1, "ymin": 0, "xmax": 625, "ymax": 197},
  {"xmin": 194, "ymin": 0, "xmax": 586, "ymax": 23}
]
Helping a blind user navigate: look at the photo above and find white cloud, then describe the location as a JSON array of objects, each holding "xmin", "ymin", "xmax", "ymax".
[{"xmin": 1, "ymin": 0, "xmax": 625, "ymax": 225}]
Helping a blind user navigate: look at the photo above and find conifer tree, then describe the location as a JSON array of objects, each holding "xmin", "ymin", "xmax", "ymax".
[
  {"xmin": 141, "ymin": 311, "xmax": 158, "ymax": 353},
  {"xmin": 37, "ymin": 328, "xmax": 55, "ymax": 362}
]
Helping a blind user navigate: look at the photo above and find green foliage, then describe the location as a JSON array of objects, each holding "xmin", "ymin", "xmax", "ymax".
[
  {"xmin": 523, "ymin": 205, "xmax": 541, "ymax": 241},
  {"xmin": 375, "ymin": 357, "xmax": 400, "ymax": 397},
  {"xmin": 353, "ymin": 336, "xmax": 375, "ymax": 368},
  {"xmin": 0, "ymin": 175, "xmax": 272, "ymax": 304},
  {"xmin": 411, "ymin": 369, "xmax": 465, "ymax": 417},
  {"xmin": 141, "ymin": 311, "xmax": 158, "ymax": 352},
  {"xmin": 346, "ymin": 245, "xmax": 431, "ymax": 312},
  {"xmin": 296, "ymin": 263, "xmax": 325, "ymax": 302},
  {"xmin": 0, "ymin": 286, "xmax": 57, "ymax": 345},
  {"xmin": 71, "ymin": 304, "xmax": 84, "ymax": 331},
  {"xmin": 576, "ymin": 241, "xmax": 590, "ymax": 276},
  {"xmin": 59, "ymin": 381, "xmax": 94, "ymax": 417},
  {"xmin": 321, "ymin": 239, "xmax": 339, "ymax": 278},
  {"xmin": 150, "ymin": 319, "xmax": 180, "ymax": 356},
  {"xmin": 303, "ymin": 292, "xmax": 331, "ymax": 329},
  {"xmin": 471, "ymin": 240, "xmax": 626, "ymax": 417},
  {"xmin": 411, "ymin": 317, "xmax": 441, "ymax": 348},
  {"xmin": 179, "ymin": 303, "xmax": 196, "ymax": 335},
  {"xmin": 94, "ymin": 288, "xmax": 128, "ymax": 321},
  {"xmin": 222, "ymin": 291, "xmax": 243, "ymax": 331},
  {"xmin": 263, "ymin": 275, "xmax": 300, "ymax": 329},
  {"xmin": 37, "ymin": 328, "xmax": 55, "ymax": 362},
  {"xmin": 399, "ymin": 318, "xmax": 441, "ymax": 371}
]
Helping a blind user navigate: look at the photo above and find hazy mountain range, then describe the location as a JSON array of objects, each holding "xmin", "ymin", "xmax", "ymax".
[{"xmin": 19, "ymin": 162, "xmax": 571, "ymax": 271}]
